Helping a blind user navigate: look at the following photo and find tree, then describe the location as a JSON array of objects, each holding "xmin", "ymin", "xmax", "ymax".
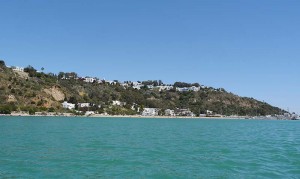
[
  {"xmin": 24, "ymin": 65, "xmax": 37, "ymax": 77},
  {"xmin": 58, "ymin": 72, "xmax": 65, "ymax": 79},
  {"xmin": 0, "ymin": 60, "xmax": 5, "ymax": 67}
]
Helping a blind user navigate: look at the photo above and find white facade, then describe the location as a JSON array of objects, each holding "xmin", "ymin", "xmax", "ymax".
[
  {"xmin": 176, "ymin": 109, "xmax": 195, "ymax": 117},
  {"xmin": 142, "ymin": 108, "xmax": 159, "ymax": 116},
  {"xmin": 176, "ymin": 86, "xmax": 200, "ymax": 92},
  {"xmin": 132, "ymin": 82, "xmax": 143, "ymax": 90},
  {"xmin": 12, "ymin": 66, "xmax": 24, "ymax": 72},
  {"xmin": 206, "ymin": 110, "xmax": 213, "ymax": 115},
  {"xmin": 157, "ymin": 86, "xmax": 173, "ymax": 91},
  {"xmin": 84, "ymin": 77, "xmax": 95, "ymax": 83},
  {"xmin": 85, "ymin": 111, "xmax": 95, "ymax": 116},
  {"xmin": 112, "ymin": 100, "xmax": 126, "ymax": 106},
  {"xmin": 78, "ymin": 103, "xmax": 90, "ymax": 108},
  {"xmin": 165, "ymin": 109, "xmax": 175, "ymax": 116},
  {"xmin": 62, "ymin": 101, "xmax": 75, "ymax": 110}
]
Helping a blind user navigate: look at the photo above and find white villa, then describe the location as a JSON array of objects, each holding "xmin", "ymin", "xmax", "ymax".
[
  {"xmin": 78, "ymin": 103, "xmax": 90, "ymax": 108},
  {"xmin": 112, "ymin": 100, "xmax": 126, "ymax": 106},
  {"xmin": 157, "ymin": 86, "xmax": 173, "ymax": 91},
  {"xmin": 84, "ymin": 77, "xmax": 96, "ymax": 83},
  {"xmin": 176, "ymin": 86, "xmax": 200, "ymax": 92},
  {"xmin": 62, "ymin": 101, "xmax": 75, "ymax": 110},
  {"xmin": 206, "ymin": 110, "xmax": 213, "ymax": 115},
  {"xmin": 176, "ymin": 108, "xmax": 195, "ymax": 117},
  {"xmin": 165, "ymin": 109, "xmax": 175, "ymax": 116},
  {"xmin": 11, "ymin": 66, "xmax": 24, "ymax": 72},
  {"xmin": 85, "ymin": 111, "xmax": 95, "ymax": 116},
  {"xmin": 142, "ymin": 108, "xmax": 159, "ymax": 116},
  {"xmin": 132, "ymin": 82, "xmax": 143, "ymax": 90}
]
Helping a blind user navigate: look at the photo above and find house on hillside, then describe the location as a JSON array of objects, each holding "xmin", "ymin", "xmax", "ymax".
[
  {"xmin": 112, "ymin": 100, "xmax": 126, "ymax": 106},
  {"xmin": 11, "ymin": 66, "xmax": 24, "ymax": 72},
  {"xmin": 84, "ymin": 77, "xmax": 96, "ymax": 83},
  {"xmin": 176, "ymin": 86, "xmax": 200, "ymax": 92},
  {"xmin": 157, "ymin": 86, "xmax": 173, "ymax": 91},
  {"xmin": 142, "ymin": 108, "xmax": 159, "ymax": 116},
  {"xmin": 132, "ymin": 82, "xmax": 143, "ymax": 90},
  {"xmin": 62, "ymin": 101, "xmax": 75, "ymax": 110},
  {"xmin": 78, "ymin": 103, "xmax": 90, "ymax": 108}
]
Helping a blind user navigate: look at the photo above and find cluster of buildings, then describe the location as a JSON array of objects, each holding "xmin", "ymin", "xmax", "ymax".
[
  {"xmin": 10, "ymin": 66, "xmax": 24, "ymax": 72},
  {"xmin": 141, "ymin": 108, "xmax": 196, "ymax": 117},
  {"xmin": 62, "ymin": 101, "xmax": 101, "ymax": 110},
  {"xmin": 125, "ymin": 81, "xmax": 201, "ymax": 92},
  {"xmin": 62, "ymin": 101, "xmax": 199, "ymax": 117},
  {"xmin": 60, "ymin": 75, "xmax": 203, "ymax": 92}
]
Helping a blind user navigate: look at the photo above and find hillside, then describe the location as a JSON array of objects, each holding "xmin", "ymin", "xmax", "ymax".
[{"xmin": 0, "ymin": 60, "xmax": 285, "ymax": 116}]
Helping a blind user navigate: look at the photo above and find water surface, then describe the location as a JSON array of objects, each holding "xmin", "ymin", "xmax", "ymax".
[{"xmin": 0, "ymin": 117, "xmax": 299, "ymax": 178}]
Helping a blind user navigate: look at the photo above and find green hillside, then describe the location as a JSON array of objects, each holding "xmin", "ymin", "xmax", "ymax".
[{"xmin": 0, "ymin": 60, "xmax": 285, "ymax": 116}]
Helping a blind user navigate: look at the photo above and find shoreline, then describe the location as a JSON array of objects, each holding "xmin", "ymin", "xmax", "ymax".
[
  {"xmin": 0, "ymin": 113, "xmax": 246, "ymax": 119},
  {"xmin": 0, "ymin": 113, "xmax": 296, "ymax": 120}
]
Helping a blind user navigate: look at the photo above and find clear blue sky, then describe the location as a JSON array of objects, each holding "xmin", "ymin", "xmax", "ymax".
[{"xmin": 0, "ymin": 0, "xmax": 299, "ymax": 113}]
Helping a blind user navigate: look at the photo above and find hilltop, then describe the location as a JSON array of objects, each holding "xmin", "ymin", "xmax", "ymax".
[{"xmin": 0, "ymin": 60, "xmax": 285, "ymax": 116}]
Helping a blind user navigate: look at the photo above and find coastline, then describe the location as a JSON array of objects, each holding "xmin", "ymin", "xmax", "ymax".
[
  {"xmin": 0, "ymin": 113, "xmax": 289, "ymax": 120},
  {"xmin": 0, "ymin": 113, "xmax": 246, "ymax": 119}
]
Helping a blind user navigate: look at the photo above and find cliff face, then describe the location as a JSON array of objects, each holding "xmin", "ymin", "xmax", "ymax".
[{"xmin": 0, "ymin": 63, "xmax": 284, "ymax": 116}]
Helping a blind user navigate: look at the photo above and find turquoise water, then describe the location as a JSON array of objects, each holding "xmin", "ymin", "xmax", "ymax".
[{"xmin": 0, "ymin": 117, "xmax": 299, "ymax": 178}]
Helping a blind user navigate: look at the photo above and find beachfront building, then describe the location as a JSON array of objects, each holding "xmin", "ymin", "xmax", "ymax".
[
  {"xmin": 206, "ymin": 110, "xmax": 213, "ymax": 115},
  {"xmin": 176, "ymin": 108, "xmax": 195, "ymax": 117},
  {"xmin": 142, "ymin": 108, "xmax": 159, "ymax": 116},
  {"xmin": 165, "ymin": 109, "xmax": 175, "ymax": 116},
  {"xmin": 85, "ymin": 111, "xmax": 95, "ymax": 116},
  {"xmin": 11, "ymin": 66, "xmax": 24, "ymax": 72},
  {"xmin": 62, "ymin": 101, "xmax": 75, "ymax": 110}
]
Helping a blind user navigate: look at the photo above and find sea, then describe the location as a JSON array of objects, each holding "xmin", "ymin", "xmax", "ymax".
[{"xmin": 0, "ymin": 116, "xmax": 299, "ymax": 178}]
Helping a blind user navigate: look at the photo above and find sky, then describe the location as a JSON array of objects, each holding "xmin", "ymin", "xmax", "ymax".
[{"xmin": 0, "ymin": 0, "xmax": 299, "ymax": 113}]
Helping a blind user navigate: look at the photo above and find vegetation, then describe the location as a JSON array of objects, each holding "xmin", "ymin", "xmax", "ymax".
[{"xmin": 0, "ymin": 60, "xmax": 285, "ymax": 116}]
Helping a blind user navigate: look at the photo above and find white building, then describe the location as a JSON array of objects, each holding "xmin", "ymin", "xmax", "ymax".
[
  {"xmin": 176, "ymin": 86, "xmax": 200, "ymax": 92},
  {"xmin": 189, "ymin": 86, "xmax": 200, "ymax": 92},
  {"xmin": 84, "ymin": 77, "xmax": 96, "ymax": 83},
  {"xmin": 112, "ymin": 100, "xmax": 126, "ymax": 106},
  {"xmin": 206, "ymin": 110, "xmax": 213, "ymax": 115},
  {"xmin": 176, "ymin": 108, "xmax": 195, "ymax": 117},
  {"xmin": 157, "ymin": 86, "xmax": 173, "ymax": 91},
  {"xmin": 142, "ymin": 108, "xmax": 159, "ymax": 116},
  {"xmin": 165, "ymin": 109, "xmax": 175, "ymax": 116},
  {"xmin": 147, "ymin": 85, "xmax": 154, "ymax": 89},
  {"xmin": 176, "ymin": 87, "xmax": 189, "ymax": 92},
  {"xmin": 78, "ymin": 103, "xmax": 90, "ymax": 108},
  {"xmin": 132, "ymin": 82, "xmax": 143, "ymax": 90},
  {"xmin": 62, "ymin": 101, "xmax": 75, "ymax": 110},
  {"xmin": 11, "ymin": 66, "xmax": 24, "ymax": 72},
  {"xmin": 85, "ymin": 111, "xmax": 95, "ymax": 116}
]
